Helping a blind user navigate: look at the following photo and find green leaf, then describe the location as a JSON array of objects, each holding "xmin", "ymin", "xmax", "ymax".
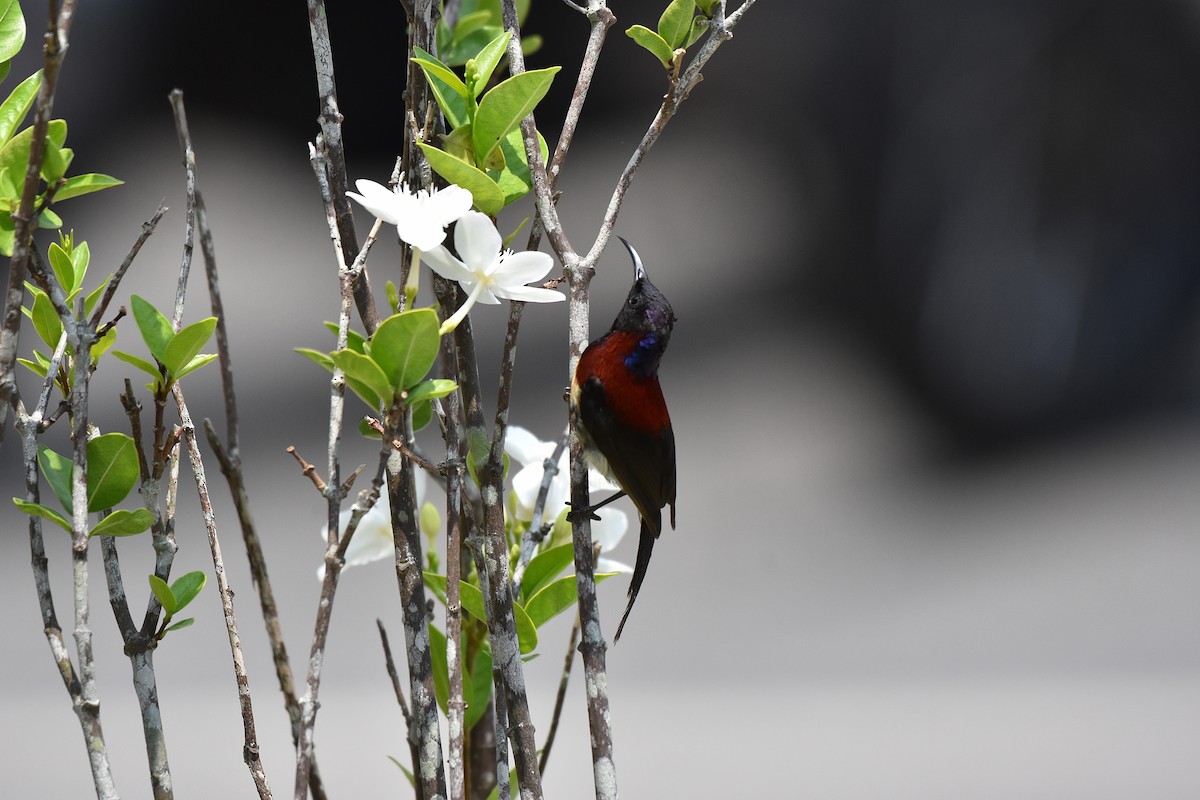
[
  {"xmin": 170, "ymin": 570, "xmax": 206, "ymax": 611},
  {"xmin": 321, "ymin": 321, "xmax": 368, "ymax": 354},
  {"xmin": 89, "ymin": 508, "xmax": 153, "ymax": 538},
  {"xmin": 17, "ymin": 356, "xmax": 47, "ymax": 377},
  {"xmin": 129, "ymin": 295, "xmax": 174, "ymax": 363},
  {"xmin": 40, "ymin": 137, "xmax": 67, "ymax": 184},
  {"xmin": 112, "ymin": 349, "xmax": 162, "ymax": 380},
  {"xmin": 424, "ymin": 573, "xmax": 537, "ymax": 654},
  {"xmin": 53, "ymin": 173, "xmax": 123, "ymax": 202},
  {"xmin": 84, "ymin": 275, "xmax": 109, "ymax": 319},
  {"xmin": 148, "ymin": 573, "xmax": 176, "ymax": 615},
  {"xmin": 491, "ymin": 127, "xmax": 548, "ymax": 206},
  {"xmin": 695, "ymin": 0, "xmax": 718, "ymax": 15},
  {"xmin": 12, "ymin": 497, "xmax": 71, "ymax": 531},
  {"xmin": 37, "ymin": 206, "xmax": 61, "ymax": 229},
  {"xmin": 387, "ymin": 756, "xmax": 417, "ymax": 789},
  {"xmin": 412, "ymin": 398, "xmax": 433, "ymax": 432},
  {"xmin": 29, "ymin": 289, "xmax": 62, "ymax": 351},
  {"xmin": 418, "ymin": 143, "xmax": 505, "ymax": 215},
  {"xmin": 0, "ymin": 0, "xmax": 26, "ymax": 65},
  {"xmin": 173, "ymin": 353, "xmax": 217, "ymax": 381},
  {"xmin": 0, "ymin": 70, "xmax": 40, "ymax": 146},
  {"xmin": 472, "ymin": 67, "xmax": 559, "ymax": 167},
  {"xmin": 406, "ymin": 378, "xmax": 457, "ymax": 406},
  {"xmin": 86, "ymin": 432, "xmax": 139, "ymax": 511},
  {"xmin": 163, "ymin": 618, "xmax": 195, "ymax": 633},
  {"xmin": 36, "ymin": 444, "xmax": 72, "ymax": 510},
  {"xmin": 519, "ymin": 543, "xmax": 576, "ymax": 602},
  {"xmin": 428, "ymin": 623, "xmax": 450, "ymax": 715},
  {"xmin": 369, "ymin": 308, "xmax": 441, "ymax": 392},
  {"xmin": 626, "ymin": 25, "xmax": 674, "ymax": 69},
  {"xmin": 468, "ymin": 30, "xmax": 512, "ymax": 98},
  {"xmin": 684, "ymin": 15, "xmax": 709, "ymax": 48},
  {"xmin": 658, "ymin": 0, "xmax": 695, "ymax": 49},
  {"xmin": 0, "ymin": 119, "xmax": 66, "ymax": 200},
  {"xmin": 295, "ymin": 346, "xmax": 334, "ymax": 371},
  {"xmin": 162, "ymin": 316, "xmax": 216, "ymax": 375},
  {"xmin": 412, "ymin": 51, "xmax": 470, "ymax": 130},
  {"xmin": 525, "ymin": 572, "xmax": 618, "ymax": 629},
  {"xmin": 465, "ymin": 646, "xmax": 493, "ymax": 730},
  {"xmin": 47, "ymin": 241, "xmax": 76, "ymax": 297},
  {"xmin": 92, "ymin": 325, "xmax": 117, "ymax": 362},
  {"xmin": 330, "ymin": 349, "xmax": 390, "ymax": 408}
]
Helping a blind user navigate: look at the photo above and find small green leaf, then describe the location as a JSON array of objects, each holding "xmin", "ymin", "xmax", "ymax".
[
  {"xmin": 86, "ymin": 432, "xmax": 139, "ymax": 511},
  {"xmin": 387, "ymin": 756, "xmax": 417, "ymax": 789},
  {"xmin": 89, "ymin": 508, "xmax": 153, "ymax": 538},
  {"xmin": 684, "ymin": 14, "xmax": 709, "ymax": 48},
  {"xmin": 148, "ymin": 573, "xmax": 176, "ymax": 615},
  {"xmin": 36, "ymin": 444, "xmax": 72, "ymax": 510},
  {"xmin": 519, "ymin": 543, "xmax": 576, "ymax": 603},
  {"xmin": 424, "ymin": 573, "xmax": 537, "ymax": 654},
  {"xmin": 491, "ymin": 127, "xmax": 548, "ymax": 206},
  {"xmin": 173, "ymin": 353, "xmax": 217, "ymax": 381},
  {"xmin": 53, "ymin": 173, "xmax": 123, "ymax": 202},
  {"xmin": 41, "ymin": 138, "xmax": 67, "ymax": 184},
  {"xmin": 412, "ymin": 51, "xmax": 470, "ymax": 129},
  {"xmin": 295, "ymin": 346, "xmax": 334, "ymax": 371},
  {"xmin": 321, "ymin": 321, "xmax": 368, "ymax": 354},
  {"xmin": 626, "ymin": 25, "xmax": 674, "ymax": 69},
  {"xmin": 83, "ymin": 273, "xmax": 109, "ymax": 317},
  {"xmin": 17, "ymin": 356, "xmax": 47, "ymax": 377},
  {"xmin": 412, "ymin": 398, "xmax": 434, "ymax": 432},
  {"xmin": 163, "ymin": 618, "xmax": 195, "ymax": 633},
  {"xmin": 525, "ymin": 572, "xmax": 618, "ymax": 629},
  {"xmin": 92, "ymin": 326, "xmax": 117, "ymax": 363},
  {"xmin": 112, "ymin": 349, "xmax": 163, "ymax": 380},
  {"xmin": 12, "ymin": 497, "xmax": 72, "ymax": 531},
  {"xmin": 418, "ymin": 143, "xmax": 505, "ymax": 215},
  {"xmin": 29, "ymin": 290, "xmax": 62, "ymax": 351},
  {"xmin": 370, "ymin": 308, "xmax": 441, "ymax": 392},
  {"xmin": 658, "ymin": 0, "xmax": 696, "ymax": 49},
  {"xmin": 695, "ymin": 0, "xmax": 718, "ymax": 15},
  {"xmin": 170, "ymin": 570, "xmax": 206, "ymax": 612},
  {"xmin": 406, "ymin": 378, "xmax": 457, "ymax": 406},
  {"xmin": 330, "ymin": 349, "xmax": 390, "ymax": 408},
  {"xmin": 47, "ymin": 242, "xmax": 76, "ymax": 297},
  {"xmin": 472, "ymin": 67, "xmax": 559, "ymax": 167},
  {"xmin": 37, "ymin": 206, "xmax": 62, "ymax": 229},
  {"xmin": 0, "ymin": 0, "xmax": 26, "ymax": 66},
  {"xmin": 468, "ymin": 30, "xmax": 512, "ymax": 98},
  {"xmin": 0, "ymin": 70, "xmax": 41, "ymax": 146},
  {"xmin": 428, "ymin": 623, "xmax": 450, "ymax": 715},
  {"xmin": 162, "ymin": 316, "xmax": 216, "ymax": 375},
  {"xmin": 0, "ymin": 119, "xmax": 67, "ymax": 200},
  {"xmin": 129, "ymin": 295, "xmax": 174, "ymax": 363}
]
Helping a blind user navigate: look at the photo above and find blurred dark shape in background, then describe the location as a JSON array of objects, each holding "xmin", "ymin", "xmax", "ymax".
[{"xmin": 36, "ymin": 0, "xmax": 1200, "ymax": 448}]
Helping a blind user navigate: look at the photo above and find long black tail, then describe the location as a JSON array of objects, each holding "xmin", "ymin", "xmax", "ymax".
[{"xmin": 614, "ymin": 518, "xmax": 656, "ymax": 642}]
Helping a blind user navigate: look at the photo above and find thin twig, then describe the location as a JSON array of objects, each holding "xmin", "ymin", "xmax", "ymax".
[
  {"xmin": 174, "ymin": 383, "xmax": 272, "ymax": 798},
  {"xmin": 538, "ymin": 616, "xmax": 580, "ymax": 775},
  {"xmin": 89, "ymin": 204, "xmax": 169, "ymax": 328},
  {"xmin": 511, "ymin": 430, "xmax": 568, "ymax": 596}
]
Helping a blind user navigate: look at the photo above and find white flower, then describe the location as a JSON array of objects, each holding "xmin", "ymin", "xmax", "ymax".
[
  {"xmin": 347, "ymin": 179, "xmax": 473, "ymax": 252},
  {"xmin": 317, "ymin": 469, "xmax": 428, "ymax": 578},
  {"xmin": 422, "ymin": 211, "xmax": 563, "ymax": 333},
  {"xmin": 505, "ymin": 426, "xmax": 631, "ymax": 574}
]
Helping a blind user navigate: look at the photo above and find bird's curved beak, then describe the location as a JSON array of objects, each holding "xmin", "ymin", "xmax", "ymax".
[{"xmin": 618, "ymin": 236, "xmax": 646, "ymax": 282}]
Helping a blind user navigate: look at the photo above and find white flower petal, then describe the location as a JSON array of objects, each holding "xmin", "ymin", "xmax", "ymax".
[
  {"xmin": 422, "ymin": 245, "xmax": 476, "ymax": 283},
  {"xmin": 596, "ymin": 556, "xmax": 634, "ymax": 575},
  {"xmin": 591, "ymin": 507, "xmax": 628, "ymax": 553},
  {"xmin": 429, "ymin": 184, "xmax": 474, "ymax": 226},
  {"xmin": 492, "ymin": 284, "xmax": 565, "ymax": 304},
  {"xmin": 512, "ymin": 458, "xmax": 568, "ymax": 523},
  {"xmin": 493, "ymin": 250, "xmax": 555, "ymax": 286},
  {"xmin": 505, "ymin": 426, "xmax": 555, "ymax": 466},
  {"xmin": 348, "ymin": 180, "xmax": 404, "ymax": 225},
  {"xmin": 396, "ymin": 211, "xmax": 451, "ymax": 252},
  {"xmin": 454, "ymin": 211, "xmax": 503, "ymax": 272},
  {"xmin": 342, "ymin": 505, "xmax": 395, "ymax": 567}
]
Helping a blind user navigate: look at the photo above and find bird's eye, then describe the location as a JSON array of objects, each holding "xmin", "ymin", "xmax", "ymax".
[{"xmin": 628, "ymin": 296, "xmax": 640, "ymax": 306}]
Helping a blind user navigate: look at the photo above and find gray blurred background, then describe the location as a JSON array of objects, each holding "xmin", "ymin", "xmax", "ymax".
[{"xmin": 4, "ymin": 1, "xmax": 1200, "ymax": 796}]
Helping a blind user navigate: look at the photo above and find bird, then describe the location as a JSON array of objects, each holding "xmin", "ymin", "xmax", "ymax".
[{"xmin": 571, "ymin": 237, "xmax": 677, "ymax": 641}]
